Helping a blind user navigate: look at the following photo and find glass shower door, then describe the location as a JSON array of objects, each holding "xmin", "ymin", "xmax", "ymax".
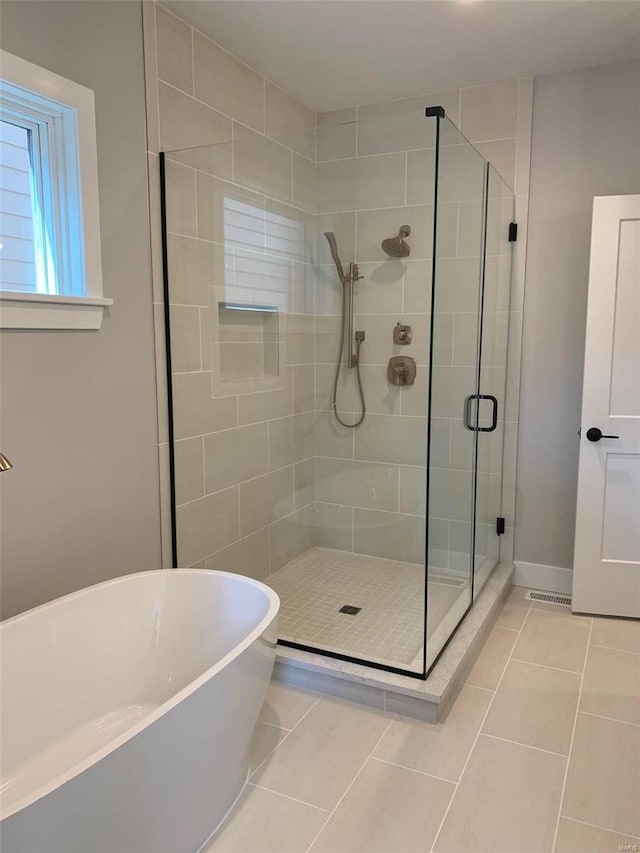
[
  {"xmin": 474, "ymin": 164, "xmax": 515, "ymax": 596},
  {"xmin": 424, "ymin": 115, "xmax": 488, "ymax": 671}
]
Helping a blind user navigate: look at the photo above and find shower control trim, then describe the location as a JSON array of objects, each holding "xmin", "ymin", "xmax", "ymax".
[
  {"xmin": 387, "ymin": 356, "xmax": 416, "ymax": 387},
  {"xmin": 393, "ymin": 322, "xmax": 412, "ymax": 345}
]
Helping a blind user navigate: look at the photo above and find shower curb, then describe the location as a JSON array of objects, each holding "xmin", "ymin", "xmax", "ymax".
[{"xmin": 273, "ymin": 563, "xmax": 513, "ymax": 723}]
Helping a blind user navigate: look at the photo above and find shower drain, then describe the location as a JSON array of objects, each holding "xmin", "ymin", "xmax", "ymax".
[
  {"xmin": 338, "ymin": 605, "xmax": 362, "ymax": 615},
  {"xmin": 525, "ymin": 590, "xmax": 572, "ymax": 607}
]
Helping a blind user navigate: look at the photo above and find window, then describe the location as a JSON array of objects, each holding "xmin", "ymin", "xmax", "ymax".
[{"xmin": 0, "ymin": 51, "xmax": 111, "ymax": 329}]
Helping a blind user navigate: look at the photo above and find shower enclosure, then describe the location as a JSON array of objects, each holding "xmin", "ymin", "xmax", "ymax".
[{"xmin": 160, "ymin": 106, "xmax": 515, "ymax": 679}]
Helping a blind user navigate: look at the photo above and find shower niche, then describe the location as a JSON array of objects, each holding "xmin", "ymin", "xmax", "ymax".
[
  {"xmin": 161, "ymin": 105, "xmax": 517, "ymax": 680},
  {"xmin": 217, "ymin": 302, "xmax": 280, "ymax": 384}
]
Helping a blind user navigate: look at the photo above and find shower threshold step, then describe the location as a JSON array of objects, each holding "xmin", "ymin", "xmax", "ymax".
[{"xmin": 272, "ymin": 562, "xmax": 513, "ymax": 724}]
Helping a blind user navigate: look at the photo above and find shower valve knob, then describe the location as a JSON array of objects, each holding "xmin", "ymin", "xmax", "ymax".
[
  {"xmin": 387, "ymin": 356, "xmax": 416, "ymax": 386},
  {"xmin": 393, "ymin": 322, "xmax": 412, "ymax": 345}
]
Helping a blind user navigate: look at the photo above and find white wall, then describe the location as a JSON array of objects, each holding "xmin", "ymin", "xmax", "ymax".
[
  {"xmin": 515, "ymin": 60, "xmax": 640, "ymax": 574},
  {"xmin": 0, "ymin": 0, "xmax": 161, "ymax": 617}
]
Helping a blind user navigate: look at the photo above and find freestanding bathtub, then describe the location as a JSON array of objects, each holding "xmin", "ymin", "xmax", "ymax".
[{"xmin": 0, "ymin": 569, "xmax": 279, "ymax": 853}]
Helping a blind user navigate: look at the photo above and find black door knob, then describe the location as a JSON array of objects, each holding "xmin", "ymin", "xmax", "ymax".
[{"xmin": 586, "ymin": 427, "xmax": 620, "ymax": 442}]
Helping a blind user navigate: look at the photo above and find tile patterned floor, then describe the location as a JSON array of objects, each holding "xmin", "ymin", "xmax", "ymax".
[
  {"xmin": 207, "ymin": 586, "xmax": 640, "ymax": 853},
  {"xmin": 266, "ymin": 547, "xmax": 467, "ymax": 669}
]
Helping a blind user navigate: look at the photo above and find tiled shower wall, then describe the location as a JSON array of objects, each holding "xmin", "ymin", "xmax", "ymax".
[
  {"xmin": 313, "ymin": 90, "xmax": 531, "ymax": 570},
  {"xmin": 143, "ymin": 1, "xmax": 319, "ymax": 574},
  {"xmin": 143, "ymin": 1, "xmax": 531, "ymax": 574}
]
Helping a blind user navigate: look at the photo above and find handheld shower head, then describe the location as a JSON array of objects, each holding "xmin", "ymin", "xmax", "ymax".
[
  {"xmin": 323, "ymin": 231, "xmax": 346, "ymax": 282},
  {"xmin": 381, "ymin": 225, "xmax": 411, "ymax": 258}
]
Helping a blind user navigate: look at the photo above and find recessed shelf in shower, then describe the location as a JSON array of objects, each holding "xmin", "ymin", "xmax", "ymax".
[{"xmin": 217, "ymin": 301, "xmax": 279, "ymax": 382}]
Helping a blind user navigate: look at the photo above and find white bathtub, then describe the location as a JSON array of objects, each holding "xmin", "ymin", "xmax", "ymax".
[{"xmin": 0, "ymin": 569, "xmax": 279, "ymax": 853}]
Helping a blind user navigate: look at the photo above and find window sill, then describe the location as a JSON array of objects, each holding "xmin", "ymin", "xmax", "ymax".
[{"xmin": 0, "ymin": 292, "xmax": 114, "ymax": 330}]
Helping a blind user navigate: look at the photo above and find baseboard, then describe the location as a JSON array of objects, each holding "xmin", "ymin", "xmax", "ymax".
[{"xmin": 514, "ymin": 561, "xmax": 573, "ymax": 595}]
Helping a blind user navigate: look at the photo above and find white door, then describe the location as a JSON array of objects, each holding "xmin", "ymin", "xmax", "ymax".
[{"xmin": 573, "ymin": 195, "xmax": 640, "ymax": 617}]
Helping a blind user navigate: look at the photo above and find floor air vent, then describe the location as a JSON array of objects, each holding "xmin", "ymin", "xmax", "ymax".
[{"xmin": 525, "ymin": 590, "xmax": 571, "ymax": 607}]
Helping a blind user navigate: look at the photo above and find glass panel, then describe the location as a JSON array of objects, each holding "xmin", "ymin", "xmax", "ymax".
[
  {"xmin": 162, "ymin": 112, "xmax": 436, "ymax": 677},
  {"xmin": 475, "ymin": 164, "xmax": 515, "ymax": 597},
  {"xmin": 424, "ymin": 116, "xmax": 487, "ymax": 671},
  {"xmin": 162, "ymin": 111, "xmax": 514, "ymax": 679}
]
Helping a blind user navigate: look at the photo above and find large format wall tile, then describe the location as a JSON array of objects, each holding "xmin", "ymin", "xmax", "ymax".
[
  {"xmin": 354, "ymin": 508, "xmax": 424, "ymax": 563},
  {"xmin": 167, "ymin": 236, "xmax": 225, "ymax": 305},
  {"xmin": 357, "ymin": 89, "xmax": 459, "ymax": 155},
  {"xmin": 171, "ymin": 373, "xmax": 237, "ymax": 439},
  {"xmin": 158, "ymin": 82, "xmax": 232, "ymax": 156},
  {"xmin": 269, "ymin": 505, "xmax": 316, "ymax": 571},
  {"xmin": 173, "ymin": 436, "xmax": 204, "ymax": 505},
  {"xmin": 170, "ymin": 305, "xmax": 202, "ymax": 372},
  {"xmin": 156, "ymin": 5, "xmax": 193, "ymax": 93},
  {"xmin": 315, "ymin": 457, "xmax": 399, "ymax": 512},
  {"xmin": 314, "ymin": 501, "xmax": 354, "ymax": 551},
  {"xmin": 316, "ymin": 108, "xmax": 357, "ymax": 161},
  {"xmin": 316, "ymin": 154, "xmax": 406, "ymax": 212},
  {"xmin": 164, "ymin": 159, "xmax": 196, "ymax": 236},
  {"xmin": 193, "ymin": 31, "xmax": 264, "ymax": 131},
  {"xmin": 460, "ymin": 81, "xmax": 518, "ymax": 142},
  {"xmin": 204, "ymin": 422, "xmax": 269, "ymax": 493},
  {"xmin": 205, "ymin": 527, "xmax": 270, "ymax": 580},
  {"xmin": 355, "ymin": 413, "xmax": 427, "ymax": 466},
  {"xmin": 234, "ymin": 129, "xmax": 293, "ymax": 203},
  {"xmin": 269, "ymin": 412, "xmax": 315, "ymax": 470},
  {"xmin": 240, "ymin": 466, "xmax": 295, "ymax": 536},
  {"xmin": 176, "ymin": 486, "xmax": 239, "ymax": 565},
  {"xmin": 265, "ymin": 82, "xmax": 315, "ymax": 159}
]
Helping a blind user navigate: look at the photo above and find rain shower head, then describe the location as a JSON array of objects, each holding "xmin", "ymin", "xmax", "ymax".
[
  {"xmin": 382, "ymin": 225, "xmax": 411, "ymax": 258},
  {"xmin": 324, "ymin": 231, "xmax": 346, "ymax": 282}
]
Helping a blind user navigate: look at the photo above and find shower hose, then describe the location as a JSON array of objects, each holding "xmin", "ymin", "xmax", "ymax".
[{"xmin": 331, "ymin": 283, "xmax": 366, "ymax": 429}]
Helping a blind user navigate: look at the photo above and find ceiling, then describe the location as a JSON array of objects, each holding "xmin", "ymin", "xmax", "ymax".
[{"xmin": 164, "ymin": 0, "xmax": 640, "ymax": 113}]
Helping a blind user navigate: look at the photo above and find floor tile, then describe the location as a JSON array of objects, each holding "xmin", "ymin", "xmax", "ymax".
[
  {"xmin": 506, "ymin": 585, "xmax": 529, "ymax": 606},
  {"xmin": 250, "ymin": 696, "xmax": 391, "ymax": 810},
  {"xmin": 513, "ymin": 609, "xmax": 590, "ymax": 673},
  {"xmin": 433, "ymin": 734, "xmax": 566, "ymax": 852},
  {"xmin": 483, "ymin": 660, "xmax": 581, "ymax": 754},
  {"xmin": 465, "ymin": 626, "xmax": 518, "ymax": 690},
  {"xmin": 205, "ymin": 784, "xmax": 327, "ymax": 853},
  {"xmin": 495, "ymin": 596, "xmax": 529, "ymax": 630},
  {"xmin": 310, "ymin": 758, "xmax": 454, "ymax": 853},
  {"xmin": 374, "ymin": 684, "xmax": 492, "ymax": 781},
  {"xmin": 580, "ymin": 644, "xmax": 640, "ymax": 726},
  {"xmin": 591, "ymin": 616, "xmax": 640, "ymax": 655},
  {"xmin": 562, "ymin": 713, "xmax": 640, "ymax": 838},
  {"xmin": 554, "ymin": 817, "xmax": 640, "ymax": 853},
  {"xmin": 259, "ymin": 682, "xmax": 318, "ymax": 729},
  {"xmin": 249, "ymin": 722, "xmax": 289, "ymax": 773}
]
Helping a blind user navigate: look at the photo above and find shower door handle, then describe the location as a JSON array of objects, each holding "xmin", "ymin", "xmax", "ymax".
[{"xmin": 464, "ymin": 394, "xmax": 498, "ymax": 432}]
